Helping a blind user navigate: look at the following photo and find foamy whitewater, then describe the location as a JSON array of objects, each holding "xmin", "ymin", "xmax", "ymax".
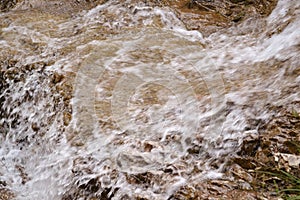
[{"xmin": 0, "ymin": 0, "xmax": 299, "ymax": 199}]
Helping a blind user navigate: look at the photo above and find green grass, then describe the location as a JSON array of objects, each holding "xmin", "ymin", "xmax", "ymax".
[{"xmin": 257, "ymin": 170, "xmax": 300, "ymax": 200}]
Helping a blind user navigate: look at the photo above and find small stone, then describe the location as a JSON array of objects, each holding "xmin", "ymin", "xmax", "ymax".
[
  {"xmin": 237, "ymin": 180, "xmax": 252, "ymax": 190},
  {"xmin": 31, "ymin": 123, "xmax": 39, "ymax": 132},
  {"xmin": 144, "ymin": 142, "xmax": 154, "ymax": 152}
]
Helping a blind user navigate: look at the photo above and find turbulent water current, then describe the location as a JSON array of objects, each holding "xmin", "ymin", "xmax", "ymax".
[{"xmin": 0, "ymin": 0, "xmax": 299, "ymax": 199}]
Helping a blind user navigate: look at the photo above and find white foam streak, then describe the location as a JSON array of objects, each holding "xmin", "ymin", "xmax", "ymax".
[{"xmin": 0, "ymin": 0, "xmax": 299, "ymax": 199}]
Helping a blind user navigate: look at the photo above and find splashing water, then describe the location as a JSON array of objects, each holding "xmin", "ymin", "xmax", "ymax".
[{"xmin": 0, "ymin": 0, "xmax": 299, "ymax": 199}]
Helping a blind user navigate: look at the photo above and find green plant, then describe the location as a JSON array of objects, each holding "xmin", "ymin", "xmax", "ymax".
[{"xmin": 257, "ymin": 170, "xmax": 300, "ymax": 200}]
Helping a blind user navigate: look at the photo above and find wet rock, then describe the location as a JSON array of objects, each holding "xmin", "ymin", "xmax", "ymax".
[
  {"xmin": 169, "ymin": 185, "xmax": 200, "ymax": 199},
  {"xmin": 78, "ymin": 178, "xmax": 100, "ymax": 193},
  {"xmin": 0, "ymin": 188, "xmax": 15, "ymax": 200},
  {"xmin": 0, "ymin": 0, "xmax": 20, "ymax": 12},
  {"xmin": 52, "ymin": 72, "xmax": 64, "ymax": 84},
  {"xmin": 237, "ymin": 180, "xmax": 252, "ymax": 190},
  {"xmin": 229, "ymin": 0, "xmax": 247, "ymax": 3},
  {"xmin": 63, "ymin": 156, "xmax": 121, "ymax": 200},
  {"xmin": 165, "ymin": 0, "xmax": 278, "ymax": 36},
  {"xmin": 10, "ymin": 0, "xmax": 109, "ymax": 16},
  {"xmin": 255, "ymin": 149, "xmax": 275, "ymax": 167},
  {"xmin": 226, "ymin": 190, "xmax": 258, "ymax": 200},
  {"xmin": 62, "ymin": 184, "xmax": 118, "ymax": 200},
  {"xmin": 187, "ymin": 145, "xmax": 201, "ymax": 154},
  {"xmin": 231, "ymin": 104, "xmax": 300, "ymax": 197},
  {"xmin": 238, "ymin": 134, "xmax": 260, "ymax": 157},
  {"xmin": 169, "ymin": 180, "xmax": 265, "ymax": 200},
  {"xmin": 99, "ymin": 187, "xmax": 119, "ymax": 200},
  {"xmin": 54, "ymin": 76, "xmax": 74, "ymax": 101},
  {"xmin": 230, "ymin": 164, "xmax": 254, "ymax": 183},
  {"xmin": 233, "ymin": 156, "xmax": 256, "ymax": 169},
  {"xmin": 31, "ymin": 123, "xmax": 40, "ymax": 132},
  {"xmin": 125, "ymin": 172, "xmax": 155, "ymax": 185},
  {"xmin": 15, "ymin": 164, "xmax": 30, "ymax": 184},
  {"xmin": 143, "ymin": 141, "xmax": 155, "ymax": 152},
  {"xmin": 63, "ymin": 111, "xmax": 72, "ymax": 126}
]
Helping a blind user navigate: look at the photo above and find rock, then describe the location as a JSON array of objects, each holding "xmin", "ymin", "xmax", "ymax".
[
  {"xmin": 238, "ymin": 134, "xmax": 260, "ymax": 157},
  {"xmin": 237, "ymin": 180, "xmax": 252, "ymax": 190},
  {"xmin": 164, "ymin": 0, "xmax": 278, "ymax": 36},
  {"xmin": 231, "ymin": 104, "xmax": 300, "ymax": 198},
  {"xmin": 229, "ymin": 0, "xmax": 246, "ymax": 3},
  {"xmin": 233, "ymin": 156, "xmax": 256, "ymax": 169},
  {"xmin": 31, "ymin": 123, "xmax": 40, "ymax": 132},
  {"xmin": 230, "ymin": 164, "xmax": 254, "ymax": 183},
  {"xmin": 226, "ymin": 190, "xmax": 257, "ymax": 200},
  {"xmin": 0, "ymin": 0, "xmax": 20, "ymax": 12},
  {"xmin": 0, "ymin": 188, "xmax": 15, "ymax": 200},
  {"xmin": 275, "ymin": 153, "xmax": 300, "ymax": 168},
  {"xmin": 1, "ymin": 0, "xmax": 109, "ymax": 15},
  {"xmin": 143, "ymin": 141, "xmax": 154, "ymax": 152},
  {"xmin": 283, "ymin": 141, "xmax": 300, "ymax": 155},
  {"xmin": 52, "ymin": 72, "xmax": 64, "ymax": 84},
  {"xmin": 125, "ymin": 172, "xmax": 155, "ymax": 185},
  {"xmin": 255, "ymin": 149, "xmax": 275, "ymax": 167}
]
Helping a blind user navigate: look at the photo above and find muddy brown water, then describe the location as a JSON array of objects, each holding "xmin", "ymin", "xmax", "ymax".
[{"xmin": 0, "ymin": 0, "xmax": 299, "ymax": 199}]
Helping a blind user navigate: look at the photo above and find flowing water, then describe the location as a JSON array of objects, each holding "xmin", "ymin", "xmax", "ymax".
[{"xmin": 0, "ymin": 0, "xmax": 299, "ymax": 199}]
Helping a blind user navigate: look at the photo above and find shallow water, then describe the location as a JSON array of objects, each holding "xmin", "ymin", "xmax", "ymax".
[{"xmin": 0, "ymin": 0, "xmax": 299, "ymax": 199}]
